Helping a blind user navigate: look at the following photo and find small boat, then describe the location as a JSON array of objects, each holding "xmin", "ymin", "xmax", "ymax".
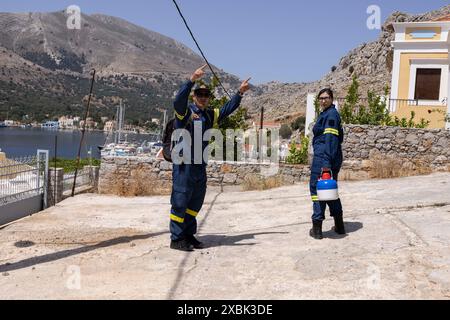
[{"xmin": 100, "ymin": 142, "xmax": 137, "ymax": 157}]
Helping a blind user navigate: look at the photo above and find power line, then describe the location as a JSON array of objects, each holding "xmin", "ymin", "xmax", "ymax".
[{"xmin": 171, "ymin": 0, "xmax": 232, "ymax": 99}]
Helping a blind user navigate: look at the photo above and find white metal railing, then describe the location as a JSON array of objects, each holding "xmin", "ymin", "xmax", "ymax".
[
  {"xmin": 0, "ymin": 152, "xmax": 47, "ymax": 206},
  {"xmin": 62, "ymin": 167, "xmax": 93, "ymax": 193}
]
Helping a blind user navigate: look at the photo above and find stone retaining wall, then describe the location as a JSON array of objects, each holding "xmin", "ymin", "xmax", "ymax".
[
  {"xmin": 340, "ymin": 125, "xmax": 450, "ymax": 180},
  {"xmin": 98, "ymin": 157, "xmax": 310, "ymax": 195},
  {"xmin": 98, "ymin": 125, "xmax": 450, "ymax": 194}
]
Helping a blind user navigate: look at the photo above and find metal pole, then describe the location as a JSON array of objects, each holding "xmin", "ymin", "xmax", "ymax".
[
  {"xmin": 72, "ymin": 69, "xmax": 96, "ymax": 197},
  {"xmin": 54, "ymin": 135, "xmax": 57, "ymax": 206},
  {"xmin": 259, "ymin": 107, "xmax": 264, "ymax": 161},
  {"xmin": 115, "ymin": 106, "xmax": 119, "ymax": 144},
  {"xmin": 122, "ymin": 102, "xmax": 124, "ymax": 140},
  {"xmin": 118, "ymin": 100, "xmax": 123, "ymax": 144},
  {"xmin": 161, "ymin": 110, "xmax": 167, "ymax": 142},
  {"xmin": 163, "ymin": 110, "xmax": 167, "ymax": 129}
]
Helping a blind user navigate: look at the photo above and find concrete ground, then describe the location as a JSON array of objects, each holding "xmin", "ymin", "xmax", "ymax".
[{"xmin": 0, "ymin": 173, "xmax": 449, "ymax": 300}]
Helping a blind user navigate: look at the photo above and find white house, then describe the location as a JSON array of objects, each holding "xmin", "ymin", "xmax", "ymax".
[{"xmin": 58, "ymin": 116, "xmax": 74, "ymax": 129}]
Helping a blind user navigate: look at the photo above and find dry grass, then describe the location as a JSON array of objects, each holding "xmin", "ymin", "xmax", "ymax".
[
  {"xmin": 242, "ymin": 174, "xmax": 284, "ymax": 191},
  {"xmin": 369, "ymin": 155, "xmax": 403, "ymax": 179},
  {"xmin": 369, "ymin": 154, "xmax": 432, "ymax": 179},
  {"xmin": 110, "ymin": 168, "xmax": 171, "ymax": 197}
]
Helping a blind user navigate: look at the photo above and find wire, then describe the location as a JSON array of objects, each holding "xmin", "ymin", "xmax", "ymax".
[{"xmin": 171, "ymin": 0, "xmax": 232, "ymax": 99}]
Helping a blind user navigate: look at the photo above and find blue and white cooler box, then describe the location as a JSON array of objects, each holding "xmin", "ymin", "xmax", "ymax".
[{"xmin": 317, "ymin": 177, "xmax": 339, "ymax": 201}]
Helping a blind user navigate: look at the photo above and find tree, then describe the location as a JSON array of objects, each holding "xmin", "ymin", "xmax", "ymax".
[
  {"xmin": 291, "ymin": 116, "xmax": 306, "ymax": 132},
  {"xmin": 192, "ymin": 76, "xmax": 250, "ymax": 161},
  {"xmin": 314, "ymin": 97, "xmax": 320, "ymax": 121},
  {"xmin": 341, "ymin": 75, "xmax": 359, "ymax": 124},
  {"xmin": 280, "ymin": 124, "xmax": 293, "ymax": 139},
  {"xmin": 192, "ymin": 76, "xmax": 249, "ymax": 133}
]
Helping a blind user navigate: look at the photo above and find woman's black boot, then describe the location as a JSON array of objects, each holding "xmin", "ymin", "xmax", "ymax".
[
  {"xmin": 310, "ymin": 220, "xmax": 323, "ymax": 240},
  {"xmin": 333, "ymin": 215, "xmax": 346, "ymax": 235}
]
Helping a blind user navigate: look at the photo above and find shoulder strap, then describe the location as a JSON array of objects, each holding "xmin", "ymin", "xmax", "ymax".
[{"xmin": 183, "ymin": 106, "xmax": 193, "ymax": 129}]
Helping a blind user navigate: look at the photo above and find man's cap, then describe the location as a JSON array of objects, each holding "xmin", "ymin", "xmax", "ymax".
[{"xmin": 193, "ymin": 84, "xmax": 211, "ymax": 96}]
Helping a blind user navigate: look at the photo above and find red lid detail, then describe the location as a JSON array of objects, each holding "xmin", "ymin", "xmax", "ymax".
[{"xmin": 322, "ymin": 173, "xmax": 332, "ymax": 180}]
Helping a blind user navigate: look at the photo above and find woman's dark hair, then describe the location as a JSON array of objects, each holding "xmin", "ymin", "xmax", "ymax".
[{"xmin": 317, "ymin": 88, "xmax": 334, "ymax": 100}]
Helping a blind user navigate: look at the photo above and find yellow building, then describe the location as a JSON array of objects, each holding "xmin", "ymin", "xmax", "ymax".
[{"xmin": 390, "ymin": 15, "xmax": 450, "ymax": 129}]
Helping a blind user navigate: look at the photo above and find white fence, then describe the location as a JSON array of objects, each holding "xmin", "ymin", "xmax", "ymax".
[{"xmin": 0, "ymin": 150, "xmax": 48, "ymax": 226}]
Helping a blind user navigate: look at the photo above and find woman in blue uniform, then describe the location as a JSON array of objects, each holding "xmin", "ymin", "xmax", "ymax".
[{"xmin": 309, "ymin": 88, "xmax": 346, "ymax": 240}]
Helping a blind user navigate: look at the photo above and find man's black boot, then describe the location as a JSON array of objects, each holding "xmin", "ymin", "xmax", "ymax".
[
  {"xmin": 309, "ymin": 220, "xmax": 323, "ymax": 240},
  {"xmin": 186, "ymin": 235, "xmax": 205, "ymax": 249},
  {"xmin": 333, "ymin": 215, "xmax": 346, "ymax": 235},
  {"xmin": 170, "ymin": 239, "xmax": 194, "ymax": 252}
]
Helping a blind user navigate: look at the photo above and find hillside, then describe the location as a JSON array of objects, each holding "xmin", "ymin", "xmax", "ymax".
[
  {"xmin": 0, "ymin": 11, "xmax": 240, "ymax": 124},
  {"xmin": 1, "ymin": 6, "xmax": 450, "ymax": 125}
]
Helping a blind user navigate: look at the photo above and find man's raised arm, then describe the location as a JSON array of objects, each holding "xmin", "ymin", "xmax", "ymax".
[{"xmin": 218, "ymin": 78, "xmax": 251, "ymax": 122}]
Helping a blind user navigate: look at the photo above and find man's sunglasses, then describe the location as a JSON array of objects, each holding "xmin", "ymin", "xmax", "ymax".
[
  {"xmin": 318, "ymin": 96, "xmax": 331, "ymax": 101},
  {"xmin": 195, "ymin": 92, "xmax": 211, "ymax": 98}
]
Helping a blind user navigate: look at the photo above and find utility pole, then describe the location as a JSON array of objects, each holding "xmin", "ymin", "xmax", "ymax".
[
  {"xmin": 163, "ymin": 109, "xmax": 167, "ymax": 128},
  {"xmin": 118, "ymin": 100, "xmax": 123, "ymax": 144},
  {"xmin": 258, "ymin": 106, "xmax": 264, "ymax": 161},
  {"xmin": 115, "ymin": 105, "xmax": 120, "ymax": 144},
  {"xmin": 122, "ymin": 102, "xmax": 126, "ymax": 137},
  {"xmin": 156, "ymin": 107, "xmax": 168, "ymax": 142},
  {"xmin": 72, "ymin": 69, "xmax": 96, "ymax": 197},
  {"xmin": 161, "ymin": 109, "xmax": 167, "ymax": 142}
]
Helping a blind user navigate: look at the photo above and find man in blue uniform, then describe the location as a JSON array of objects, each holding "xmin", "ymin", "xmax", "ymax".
[
  {"xmin": 309, "ymin": 88, "xmax": 346, "ymax": 240},
  {"xmin": 170, "ymin": 65, "xmax": 251, "ymax": 251}
]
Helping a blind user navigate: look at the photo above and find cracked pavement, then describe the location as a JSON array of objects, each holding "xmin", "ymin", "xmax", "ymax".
[{"xmin": 0, "ymin": 173, "xmax": 449, "ymax": 299}]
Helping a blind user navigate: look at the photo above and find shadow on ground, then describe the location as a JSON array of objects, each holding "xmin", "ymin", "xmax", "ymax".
[
  {"xmin": 200, "ymin": 232, "xmax": 290, "ymax": 248},
  {"xmin": 322, "ymin": 221, "xmax": 364, "ymax": 239},
  {"xmin": 0, "ymin": 231, "xmax": 169, "ymax": 273}
]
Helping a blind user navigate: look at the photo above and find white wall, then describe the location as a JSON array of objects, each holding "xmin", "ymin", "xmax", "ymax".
[{"xmin": 305, "ymin": 94, "xmax": 316, "ymax": 137}]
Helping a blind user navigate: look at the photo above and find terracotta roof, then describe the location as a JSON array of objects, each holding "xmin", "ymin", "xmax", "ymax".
[
  {"xmin": 433, "ymin": 14, "xmax": 450, "ymax": 22},
  {"xmin": 252, "ymin": 121, "xmax": 281, "ymax": 128}
]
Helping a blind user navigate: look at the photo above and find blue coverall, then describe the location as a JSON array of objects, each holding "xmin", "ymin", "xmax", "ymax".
[
  {"xmin": 170, "ymin": 80, "xmax": 243, "ymax": 241},
  {"xmin": 310, "ymin": 105, "xmax": 344, "ymax": 222}
]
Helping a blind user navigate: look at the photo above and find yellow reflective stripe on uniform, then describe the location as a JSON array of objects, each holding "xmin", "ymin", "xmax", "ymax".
[
  {"xmin": 170, "ymin": 214, "xmax": 184, "ymax": 223},
  {"xmin": 324, "ymin": 128, "xmax": 339, "ymax": 134},
  {"xmin": 324, "ymin": 128, "xmax": 339, "ymax": 136},
  {"xmin": 175, "ymin": 109, "xmax": 188, "ymax": 121},
  {"xmin": 311, "ymin": 195, "xmax": 319, "ymax": 202},
  {"xmin": 213, "ymin": 108, "xmax": 220, "ymax": 129},
  {"xmin": 186, "ymin": 209, "xmax": 198, "ymax": 217}
]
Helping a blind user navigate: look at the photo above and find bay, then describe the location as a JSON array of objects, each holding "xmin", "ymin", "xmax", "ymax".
[{"xmin": 0, "ymin": 127, "xmax": 158, "ymax": 159}]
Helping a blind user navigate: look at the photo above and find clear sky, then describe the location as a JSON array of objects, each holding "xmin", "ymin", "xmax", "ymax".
[{"xmin": 1, "ymin": 0, "xmax": 448, "ymax": 84}]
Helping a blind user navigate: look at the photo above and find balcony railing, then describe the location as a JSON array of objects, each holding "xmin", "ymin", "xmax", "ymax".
[{"xmin": 334, "ymin": 97, "xmax": 447, "ymax": 113}]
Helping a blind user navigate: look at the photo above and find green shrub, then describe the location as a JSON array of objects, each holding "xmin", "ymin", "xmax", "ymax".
[
  {"xmin": 340, "ymin": 76, "xmax": 429, "ymax": 128},
  {"xmin": 49, "ymin": 158, "xmax": 101, "ymax": 173},
  {"xmin": 286, "ymin": 136, "xmax": 309, "ymax": 165}
]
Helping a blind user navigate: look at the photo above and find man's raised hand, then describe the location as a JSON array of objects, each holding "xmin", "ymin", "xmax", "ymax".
[
  {"xmin": 190, "ymin": 64, "xmax": 208, "ymax": 82},
  {"xmin": 239, "ymin": 77, "xmax": 252, "ymax": 95}
]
